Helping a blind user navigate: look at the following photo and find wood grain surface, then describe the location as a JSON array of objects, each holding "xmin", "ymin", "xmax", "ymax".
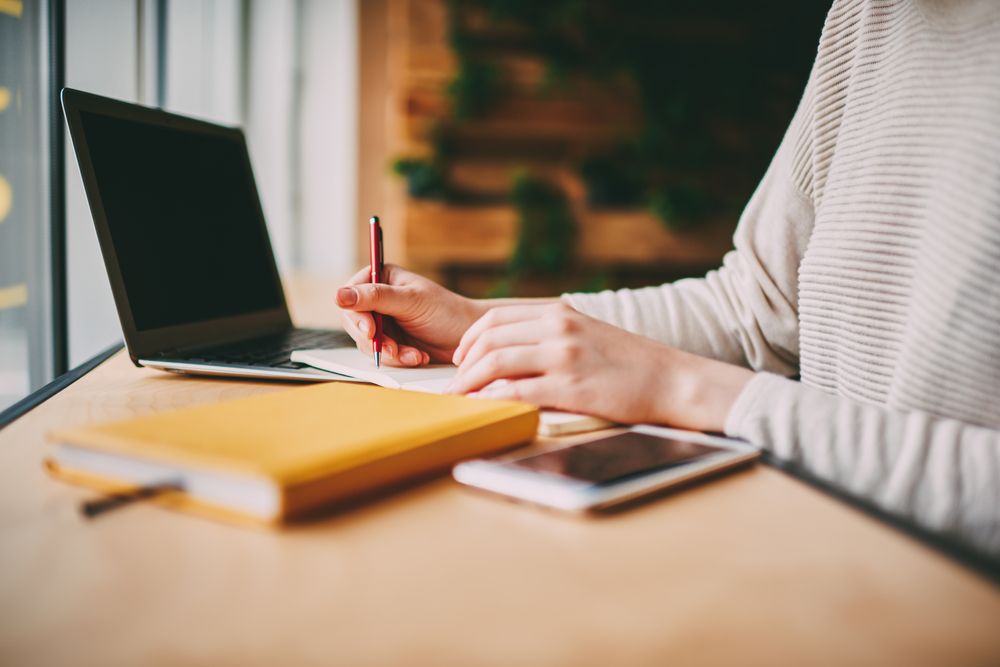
[{"xmin": 1, "ymin": 276, "xmax": 999, "ymax": 666}]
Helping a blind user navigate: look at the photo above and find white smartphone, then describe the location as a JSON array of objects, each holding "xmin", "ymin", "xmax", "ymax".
[{"xmin": 452, "ymin": 425, "xmax": 759, "ymax": 512}]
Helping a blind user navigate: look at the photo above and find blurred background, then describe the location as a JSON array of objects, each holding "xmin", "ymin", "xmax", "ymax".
[{"xmin": 0, "ymin": 0, "xmax": 826, "ymax": 412}]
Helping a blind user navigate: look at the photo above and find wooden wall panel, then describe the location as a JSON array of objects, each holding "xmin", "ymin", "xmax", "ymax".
[{"xmin": 378, "ymin": 0, "xmax": 734, "ymax": 292}]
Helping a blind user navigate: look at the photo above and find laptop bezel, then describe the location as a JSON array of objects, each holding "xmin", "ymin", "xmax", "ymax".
[{"xmin": 61, "ymin": 88, "xmax": 293, "ymax": 365}]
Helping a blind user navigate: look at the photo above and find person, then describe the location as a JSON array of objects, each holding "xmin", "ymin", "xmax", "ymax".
[{"xmin": 336, "ymin": 0, "xmax": 1000, "ymax": 557}]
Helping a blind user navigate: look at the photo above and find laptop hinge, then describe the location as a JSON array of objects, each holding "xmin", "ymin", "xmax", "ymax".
[{"xmin": 155, "ymin": 326, "xmax": 291, "ymax": 358}]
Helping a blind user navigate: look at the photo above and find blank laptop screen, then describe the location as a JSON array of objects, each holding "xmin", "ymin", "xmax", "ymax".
[{"xmin": 78, "ymin": 110, "xmax": 284, "ymax": 332}]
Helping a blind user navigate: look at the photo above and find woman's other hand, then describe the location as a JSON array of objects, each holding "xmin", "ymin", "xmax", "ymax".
[{"xmin": 449, "ymin": 303, "xmax": 753, "ymax": 431}]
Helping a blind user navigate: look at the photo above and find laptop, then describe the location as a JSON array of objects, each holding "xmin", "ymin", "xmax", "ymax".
[{"xmin": 61, "ymin": 88, "xmax": 354, "ymax": 381}]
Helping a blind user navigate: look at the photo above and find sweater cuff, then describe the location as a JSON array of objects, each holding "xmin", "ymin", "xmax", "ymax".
[
  {"xmin": 723, "ymin": 372, "xmax": 790, "ymax": 441},
  {"xmin": 560, "ymin": 289, "xmax": 622, "ymax": 325},
  {"xmin": 560, "ymin": 291, "xmax": 598, "ymax": 316}
]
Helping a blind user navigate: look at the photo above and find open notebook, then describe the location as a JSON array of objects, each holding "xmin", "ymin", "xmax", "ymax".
[{"xmin": 291, "ymin": 348, "xmax": 612, "ymax": 436}]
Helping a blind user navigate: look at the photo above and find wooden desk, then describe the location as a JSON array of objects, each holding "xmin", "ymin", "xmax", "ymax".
[{"xmin": 2, "ymin": 278, "xmax": 999, "ymax": 666}]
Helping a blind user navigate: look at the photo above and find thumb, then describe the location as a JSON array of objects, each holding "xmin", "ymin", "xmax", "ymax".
[{"xmin": 337, "ymin": 283, "xmax": 412, "ymax": 316}]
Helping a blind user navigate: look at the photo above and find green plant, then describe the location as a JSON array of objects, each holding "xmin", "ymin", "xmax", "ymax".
[
  {"xmin": 453, "ymin": 0, "xmax": 825, "ymax": 232},
  {"xmin": 647, "ymin": 184, "xmax": 710, "ymax": 232},
  {"xmin": 509, "ymin": 173, "xmax": 575, "ymax": 276},
  {"xmin": 392, "ymin": 158, "xmax": 449, "ymax": 200},
  {"xmin": 447, "ymin": 59, "xmax": 500, "ymax": 120},
  {"xmin": 391, "ymin": 1, "xmax": 826, "ymax": 292}
]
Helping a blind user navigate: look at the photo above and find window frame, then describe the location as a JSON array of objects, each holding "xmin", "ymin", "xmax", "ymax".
[{"xmin": 49, "ymin": 0, "xmax": 67, "ymax": 377}]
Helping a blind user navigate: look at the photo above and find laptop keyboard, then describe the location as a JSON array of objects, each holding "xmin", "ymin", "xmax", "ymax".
[{"xmin": 181, "ymin": 328, "xmax": 353, "ymax": 370}]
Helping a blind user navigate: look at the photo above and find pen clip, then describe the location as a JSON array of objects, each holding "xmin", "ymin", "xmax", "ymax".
[{"xmin": 377, "ymin": 225, "xmax": 384, "ymax": 273}]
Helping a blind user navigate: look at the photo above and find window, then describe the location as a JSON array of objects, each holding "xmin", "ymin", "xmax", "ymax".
[
  {"xmin": 0, "ymin": 0, "xmax": 54, "ymax": 411},
  {"xmin": 0, "ymin": 0, "xmax": 359, "ymax": 415}
]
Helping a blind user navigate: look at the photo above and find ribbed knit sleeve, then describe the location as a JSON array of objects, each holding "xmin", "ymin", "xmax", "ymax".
[
  {"xmin": 562, "ymin": 71, "xmax": 816, "ymax": 376},
  {"xmin": 562, "ymin": 0, "xmax": 1000, "ymax": 558},
  {"xmin": 726, "ymin": 374, "xmax": 1000, "ymax": 556}
]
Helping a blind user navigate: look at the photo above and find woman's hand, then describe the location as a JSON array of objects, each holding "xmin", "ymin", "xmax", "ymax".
[
  {"xmin": 336, "ymin": 264, "xmax": 487, "ymax": 366},
  {"xmin": 449, "ymin": 303, "xmax": 754, "ymax": 431}
]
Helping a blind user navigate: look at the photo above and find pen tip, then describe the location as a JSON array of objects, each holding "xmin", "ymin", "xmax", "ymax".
[
  {"xmin": 369, "ymin": 215, "xmax": 379, "ymax": 224},
  {"xmin": 374, "ymin": 351, "xmax": 380, "ymax": 368}
]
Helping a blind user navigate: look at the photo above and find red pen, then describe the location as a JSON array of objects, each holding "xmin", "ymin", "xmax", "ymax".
[{"xmin": 369, "ymin": 215, "xmax": 385, "ymax": 368}]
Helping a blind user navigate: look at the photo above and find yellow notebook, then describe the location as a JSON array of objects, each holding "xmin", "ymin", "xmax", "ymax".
[{"xmin": 46, "ymin": 383, "xmax": 538, "ymax": 524}]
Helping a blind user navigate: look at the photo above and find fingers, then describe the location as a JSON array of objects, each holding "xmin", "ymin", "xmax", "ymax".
[
  {"xmin": 355, "ymin": 331, "xmax": 426, "ymax": 367},
  {"xmin": 341, "ymin": 310, "xmax": 374, "ymax": 342},
  {"xmin": 471, "ymin": 377, "xmax": 553, "ymax": 406},
  {"xmin": 449, "ymin": 345, "xmax": 548, "ymax": 395},
  {"xmin": 390, "ymin": 344, "xmax": 430, "ymax": 367},
  {"xmin": 336, "ymin": 282, "xmax": 415, "ymax": 318},
  {"xmin": 339, "ymin": 268, "xmax": 380, "ymax": 345},
  {"xmin": 454, "ymin": 304, "xmax": 567, "ymax": 365},
  {"xmin": 338, "ymin": 263, "xmax": 413, "ymax": 314},
  {"xmin": 377, "ymin": 338, "xmax": 428, "ymax": 367},
  {"xmin": 458, "ymin": 319, "xmax": 551, "ymax": 373},
  {"xmin": 341, "ymin": 313, "xmax": 428, "ymax": 367}
]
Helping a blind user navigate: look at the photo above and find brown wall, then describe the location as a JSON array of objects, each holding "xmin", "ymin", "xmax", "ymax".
[{"xmin": 356, "ymin": 0, "xmax": 391, "ymax": 270}]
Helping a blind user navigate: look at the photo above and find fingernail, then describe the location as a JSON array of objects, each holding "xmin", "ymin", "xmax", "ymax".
[
  {"xmin": 359, "ymin": 319, "xmax": 370, "ymax": 334},
  {"xmin": 337, "ymin": 287, "xmax": 357, "ymax": 306},
  {"xmin": 401, "ymin": 350, "xmax": 419, "ymax": 365}
]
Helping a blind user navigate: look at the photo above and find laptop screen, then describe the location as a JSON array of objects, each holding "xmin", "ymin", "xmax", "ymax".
[{"xmin": 77, "ymin": 110, "xmax": 284, "ymax": 332}]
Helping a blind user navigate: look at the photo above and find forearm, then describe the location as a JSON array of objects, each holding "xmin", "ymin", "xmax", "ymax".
[
  {"xmin": 725, "ymin": 373, "xmax": 1000, "ymax": 557},
  {"xmin": 561, "ymin": 267, "xmax": 800, "ymax": 374}
]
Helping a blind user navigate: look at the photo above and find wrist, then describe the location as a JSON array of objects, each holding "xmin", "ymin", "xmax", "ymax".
[
  {"xmin": 462, "ymin": 297, "xmax": 493, "ymax": 328},
  {"xmin": 656, "ymin": 350, "xmax": 754, "ymax": 432}
]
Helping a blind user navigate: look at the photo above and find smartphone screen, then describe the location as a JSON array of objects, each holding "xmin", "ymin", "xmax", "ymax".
[{"xmin": 508, "ymin": 432, "xmax": 722, "ymax": 486}]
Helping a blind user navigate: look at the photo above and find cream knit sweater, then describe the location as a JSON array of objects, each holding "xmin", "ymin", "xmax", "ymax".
[{"xmin": 564, "ymin": 0, "xmax": 1000, "ymax": 556}]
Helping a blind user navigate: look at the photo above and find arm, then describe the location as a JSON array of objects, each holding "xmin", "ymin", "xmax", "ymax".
[
  {"xmin": 449, "ymin": 302, "xmax": 1000, "ymax": 557},
  {"xmin": 338, "ymin": 71, "xmax": 819, "ymax": 371},
  {"xmin": 726, "ymin": 374, "xmax": 1000, "ymax": 557},
  {"xmin": 341, "ymin": 69, "xmax": 819, "ymax": 370},
  {"xmin": 428, "ymin": 64, "xmax": 821, "ymax": 404}
]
